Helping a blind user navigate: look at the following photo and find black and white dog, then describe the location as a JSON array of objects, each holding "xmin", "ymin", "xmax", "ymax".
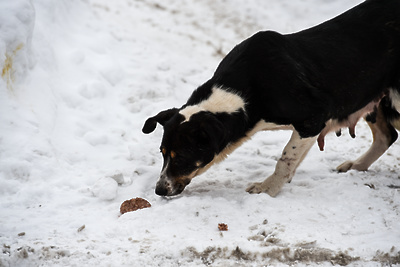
[{"xmin": 143, "ymin": 0, "xmax": 400, "ymax": 197}]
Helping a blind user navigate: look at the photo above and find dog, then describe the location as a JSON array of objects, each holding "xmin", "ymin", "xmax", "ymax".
[{"xmin": 142, "ymin": 0, "xmax": 400, "ymax": 197}]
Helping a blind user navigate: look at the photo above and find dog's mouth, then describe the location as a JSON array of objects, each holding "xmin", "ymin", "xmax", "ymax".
[
  {"xmin": 155, "ymin": 170, "xmax": 199, "ymax": 196},
  {"xmin": 155, "ymin": 177, "xmax": 192, "ymax": 196}
]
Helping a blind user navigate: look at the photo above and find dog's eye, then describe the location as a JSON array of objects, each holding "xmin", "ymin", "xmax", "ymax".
[{"xmin": 160, "ymin": 147, "xmax": 166, "ymax": 155}]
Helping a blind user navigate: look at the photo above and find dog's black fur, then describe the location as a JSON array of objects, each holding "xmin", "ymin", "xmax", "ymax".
[{"xmin": 143, "ymin": 0, "xmax": 400, "ymax": 197}]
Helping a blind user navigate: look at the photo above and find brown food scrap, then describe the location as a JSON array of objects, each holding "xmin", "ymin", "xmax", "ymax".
[
  {"xmin": 77, "ymin": 225, "xmax": 86, "ymax": 232},
  {"xmin": 218, "ymin": 223, "xmax": 228, "ymax": 231},
  {"xmin": 120, "ymin": 198, "xmax": 151, "ymax": 214}
]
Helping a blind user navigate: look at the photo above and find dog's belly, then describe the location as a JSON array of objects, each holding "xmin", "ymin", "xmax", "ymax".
[{"xmin": 317, "ymin": 99, "xmax": 382, "ymax": 151}]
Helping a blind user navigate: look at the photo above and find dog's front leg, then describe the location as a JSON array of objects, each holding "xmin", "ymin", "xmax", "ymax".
[{"xmin": 246, "ymin": 130, "xmax": 316, "ymax": 197}]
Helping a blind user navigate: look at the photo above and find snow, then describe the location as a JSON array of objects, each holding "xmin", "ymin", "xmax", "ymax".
[{"xmin": 1, "ymin": 0, "xmax": 399, "ymax": 266}]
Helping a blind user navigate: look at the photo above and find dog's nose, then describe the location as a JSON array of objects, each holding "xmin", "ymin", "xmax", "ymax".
[{"xmin": 155, "ymin": 185, "xmax": 169, "ymax": 196}]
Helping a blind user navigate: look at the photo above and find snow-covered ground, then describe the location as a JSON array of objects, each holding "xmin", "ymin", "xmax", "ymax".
[{"xmin": 1, "ymin": 0, "xmax": 399, "ymax": 266}]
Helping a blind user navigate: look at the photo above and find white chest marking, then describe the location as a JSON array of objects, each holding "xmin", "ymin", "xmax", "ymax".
[
  {"xmin": 179, "ymin": 86, "xmax": 246, "ymax": 122},
  {"xmin": 195, "ymin": 120, "xmax": 293, "ymax": 177}
]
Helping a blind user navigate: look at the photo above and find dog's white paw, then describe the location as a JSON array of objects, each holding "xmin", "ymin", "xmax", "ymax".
[
  {"xmin": 246, "ymin": 180, "xmax": 281, "ymax": 197},
  {"xmin": 337, "ymin": 160, "xmax": 370, "ymax": 173},
  {"xmin": 336, "ymin": 160, "xmax": 354, "ymax": 173},
  {"xmin": 246, "ymin": 182, "xmax": 263, "ymax": 194},
  {"xmin": 336, "ymin": 160, "xmax": 355, "ymax": 172}
]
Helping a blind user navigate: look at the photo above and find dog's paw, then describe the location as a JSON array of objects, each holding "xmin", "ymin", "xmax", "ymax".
[
  {"xmin": 336, "ymin": 160, "xmax": 354, "ymax": 173},
  {"xmin": 246, "ymin": 181, "xmax": 280, "ymax": 197},
  {"xmin": 246, "ymin": 182, "xmax": 263, "ymax": 194},
  {"xmin": 337, "ymin": 160, "xmax": 369, "ymax": 173}
]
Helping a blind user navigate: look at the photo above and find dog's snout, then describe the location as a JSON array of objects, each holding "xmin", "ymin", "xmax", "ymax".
[
  {"xmin": 155, "ymin": 176, "xmax": 190, "ymax": 196},
  {"xmin": 155, "ymin": 184, "xmax": 169, "ymax": 196},
  {"xmin": 155, "ymin": 179, "xmax": 171, "ymax": 196}
]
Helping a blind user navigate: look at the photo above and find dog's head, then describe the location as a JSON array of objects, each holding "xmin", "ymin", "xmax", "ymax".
[{"xmin": 142, "ymin": 108, "xmax": 225, "ymax": 196}]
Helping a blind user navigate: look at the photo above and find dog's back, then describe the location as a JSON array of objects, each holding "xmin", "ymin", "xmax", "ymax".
[{"xmin": 212, "ymin": 0, "xmax": 400, "ymax": 138}]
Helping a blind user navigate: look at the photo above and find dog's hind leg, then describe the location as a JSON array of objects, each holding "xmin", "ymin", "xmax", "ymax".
[
  {"xmin": 337, "ymin": 104, "xmax": 398, "ymax": 172},
  {"xmin": 246, "ymin": 130, "xmax": 316, "ymax": 197}
]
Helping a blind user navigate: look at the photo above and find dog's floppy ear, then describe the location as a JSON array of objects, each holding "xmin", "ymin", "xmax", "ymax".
[{"xmin": 142, "ymin": 108, "xmax": 179, "ymax": 134}]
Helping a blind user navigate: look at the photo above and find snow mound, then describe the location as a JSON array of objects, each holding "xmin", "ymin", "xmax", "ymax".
[{"xmin": 0, "ymin": 0, "xmax": 35, "ymax": 90}]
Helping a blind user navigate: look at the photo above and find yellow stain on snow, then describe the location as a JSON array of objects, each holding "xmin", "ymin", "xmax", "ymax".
[{"xmin": 2, "ymin": 43, "xmax": 24, "ymax": 91}]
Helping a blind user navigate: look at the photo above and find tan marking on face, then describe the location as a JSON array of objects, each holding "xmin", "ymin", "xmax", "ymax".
[
  {"xmin": 174, "ymin": 168, "xmax": 200, "ymax": 185},
  {"xmin": 161, "ymin": 147, "xmax": 166, "ymax": 155},
  {"xmin": 170, "ymin": 151, "xmax": 176, "ymax": 159}
]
